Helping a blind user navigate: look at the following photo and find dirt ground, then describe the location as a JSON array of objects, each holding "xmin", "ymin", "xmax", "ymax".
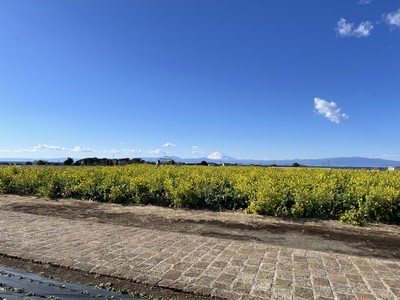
[{"xmin": 1, "ymin": 194, "xmax": 400, "ymax": 299}]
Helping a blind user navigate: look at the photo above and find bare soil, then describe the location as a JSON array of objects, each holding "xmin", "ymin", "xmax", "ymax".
[{"xmin": 1, "ymin": 194, "xmax": 400, "ymax": 299}]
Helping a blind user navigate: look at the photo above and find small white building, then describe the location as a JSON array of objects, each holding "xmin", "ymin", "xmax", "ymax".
[{"xmin": 388, "ymin": 165, "xmax": 395, "ymax": 171}]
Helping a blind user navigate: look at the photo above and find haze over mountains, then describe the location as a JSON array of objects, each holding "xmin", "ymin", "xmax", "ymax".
[
  {"xmin": 2, "ymin": 152, "xmax": 400, "ymax": 168},
  {"xmin": 179, "ymin": 152, "xmax": 400, "ymax": 168}
]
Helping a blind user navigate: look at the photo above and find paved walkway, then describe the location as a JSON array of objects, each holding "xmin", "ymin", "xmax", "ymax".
[{"xmin": 0, "ymin": 210, "xmax": 399, "ymax": 300}]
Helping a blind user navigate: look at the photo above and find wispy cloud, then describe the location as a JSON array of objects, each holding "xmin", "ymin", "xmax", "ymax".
[
  {"xmin": 123, "ymin": 149, "xmax": 142, "ymax": 155},
  {"xmin": 104, "ymin": 148, "xmax": 142, "ymax": 155},
  {"xmin": 2, "ymin": 145, "xmax": 142, "ymax": 157},
  {"xmin": 149, "ymin": 149, "xmax": 166, "ymax": 156},
  {"xmin": 162, "ymin": 142, "xmax": 176, "ymax": 148},
  {"xmin": 353, "ymin": 21, "xmax": 374, "ymax": 37},
  {"xmin": 19, "ymin": 144, "xmax": 93, "ymax": 153},
  {"xmin": 70, "ymin": 146, "xmax": 92, "ymax": 152},
  {"xmin": 384, "ymin": 9, "xmax": 400, "ymax": 29},
  {"xmin": 34, "ymin": 144, "xmax": 65, "ymax": 151},
  {"xmin": 314, "ymin": 97, "xmax": 349, "ymax": 124},
  {"xmin": 336, "ymin": 18, "xmax": 353, "ymax": 37},
  {"xmin": 358, "ymin": 0, "xmax": 372, "ymax": 5},
  {"xmin": 336, "ymin": 18, "xmax": 373, "ymax": 37},
  {"xmin": 192, "ymin": 146, "xmax": 205, "ymax": 155},
  {"xmin": 104, "ymin": 148, "xmax": 120, "ymax": 154}
]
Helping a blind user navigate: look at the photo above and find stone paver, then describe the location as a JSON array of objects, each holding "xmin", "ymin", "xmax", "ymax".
[{"xmin": 0, "ymin": 210, "xmax": 399, "ymax": 299}]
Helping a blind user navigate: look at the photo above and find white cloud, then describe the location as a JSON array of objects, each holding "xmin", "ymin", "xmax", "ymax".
[
  {"xmin": 336, "ymin": 18, "xmax": 373, "ymax": 37},
  {"xmin": 192, "ymin": 146, "xmax": 205, "ymax": 155},
  {"xmin": 22, "ymin": 144, "xmax": 93, "ymax": 153},
  {"xmin": 149, "ymin": 149, "xmax": 166, "ymax": 156},
  {"xmin": 103, "ymin": 148, "xmax": 142, "ymax": 154},
  {"xmin": 104, "ymin": 149, "xmax": 143, "ymax": 157},
  {"xmin": 70, "ymin": 146, "xmax": 92, "ymax": 152},
  {"xmin": 358, "ymin": 0, "xmax": 372, "ymax": 4},
  {"xmin": 162, "ymin": 142, "xmax": 176, "ymax": 148},
  {"xmin": 34, "ymin": 144, "xmax": 65, "ymax": 151},
  {"xmin": 123, "ymin": 149, "xmax": 142, "ymax": 155},
  {"xmin": 353, "ymin": 21, "xmax": 374, "ymax": 37},
  {"xmin": 15, "ymin": 148, "xmax": 32, "ymax": 153},
  {"xmin": 385, "ymin": 9, "xmax": 400, "ymax": 28},
  {"xmin": 104, "ymin": 148, "xmax": 120, "ymax": 154},
  {"xmin": 207, "ymin": 151, "xmax": 226, "ymax": 160},
  {"xmin": 314, "ymin": 97, "xmax": 349, "ymax": 124},
  {"xmin": 105, "ymin": 148, "xmax": 142, "ymax": 155},
  {"xmin": 336, "ymin": 18, "xmax": 354, "ymax": 37},
  {"xmin": 0, "ymin": 149, "xmax": 11, "ymax": 153}
]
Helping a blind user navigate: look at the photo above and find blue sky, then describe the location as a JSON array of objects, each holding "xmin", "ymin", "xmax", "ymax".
[{"xmin": 1, "ymin": 0, "xmax": 400, "ymax": 160}]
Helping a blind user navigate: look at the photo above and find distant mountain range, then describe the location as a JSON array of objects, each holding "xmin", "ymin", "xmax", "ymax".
[
  {"xmin": 146, "ymin": 152, "xmax": 400, "ymax": 168},
  {"xmin": 2, "ymin": 153, "xmax": 400, "ymax": 168}
]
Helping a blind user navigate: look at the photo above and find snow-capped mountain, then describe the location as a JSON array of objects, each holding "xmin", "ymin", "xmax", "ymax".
[{"xmin": 206, "ymin": 151, "xmax": 234, "ymax": 160}]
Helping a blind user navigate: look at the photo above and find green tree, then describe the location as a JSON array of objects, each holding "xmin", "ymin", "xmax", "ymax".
[{"xmin": 64, "ymin": 157, "xmax": 74, "ymax": 165}]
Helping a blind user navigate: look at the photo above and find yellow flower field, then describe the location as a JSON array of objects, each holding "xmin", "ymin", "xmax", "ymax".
[{"xmin": 1, "ymin": 165, "xmax": 399, "ymax": 225}]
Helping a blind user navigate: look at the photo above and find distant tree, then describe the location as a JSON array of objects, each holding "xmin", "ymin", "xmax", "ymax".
[
  {"xmin": 25, "ymin": 161, "xmax": 33, "ymax": 165},
  {"xmin": 199, "ymin": 160, "xmax": 208, "ymax": 166},
  {"xmin": 64, "ymin": 157, "xmax": 74, "ymax": 165},
  {"xmin": 131, "ymin": 158, "xmax": 145, "ymax": 164},
  {"xmin": 36, "ymin": 160, "xmax": 47, "ymax": 165},
  {"xmin": 292, "ymin": 162, "xmax": 301, "ymax": 167}
]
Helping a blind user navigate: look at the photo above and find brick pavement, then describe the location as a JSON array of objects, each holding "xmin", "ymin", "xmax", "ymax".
[{"xmin": 0, "ymin": 210, "xmax": 399, "ymax": 299}]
